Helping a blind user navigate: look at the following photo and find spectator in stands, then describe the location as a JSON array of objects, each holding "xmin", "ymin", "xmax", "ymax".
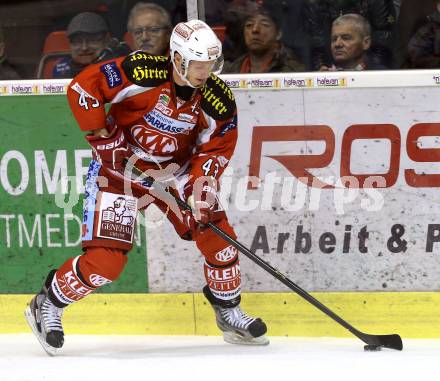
[
  {"xmin": 397, "ymin": 0, "xmax": 437, "ymax": 67},
  {"xmin": 322, "ymin": 14, "xmax": 387, "ymax": 71},
  {"xmin": 305, "ymin": 0, "xmax": 396, "ymax": 70},
  {"xmin": 53, "ymin": 12, "xmax": 129, "ymax": 79},
  {"xmin": 406, "ymin": 0, "xmax": 440, "ymax": 68},
  {"xmin": 223, "ymin": 5, "xmax": 305, "ymax": 73},
  {"xmin": 222, "ymin": 0, "xmax": 259, "ymax": 62},
  {"xmin": 127, "ymin": 2, "xmax": 172, "ymax": 55},
  {"xmin": 0, "ymin": 26, "xmax": 20, "ymax": 80}
]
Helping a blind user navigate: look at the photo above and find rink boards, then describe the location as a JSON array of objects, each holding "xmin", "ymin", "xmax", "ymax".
[
  {"xmin": 1, "ymin": 71, "xmax": 440, "ymax": 337},
  {"xmin": 2, "ymin": 292, "xmax": 440, "ymax": 337}
]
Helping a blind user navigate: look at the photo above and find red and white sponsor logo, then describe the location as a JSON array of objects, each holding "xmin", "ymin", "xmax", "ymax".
[
  {"xmin": 89, "ymin": 274, "xmax": 112, "ymax": 287},
  {"xmin": 155, "ymin": 102, "xmax": 173, "ymax": 116},
  {"xmin": 175, "ymin": 23, "xmax": 194, "ymax": 40},
  {"xmin": 204, "ymin": 262, "xmax": 241, "ymax": 297},
  {"xmin": 55, "ymin": 270, "xmax": 94, "ymax": 303},
  {"xmin": 249, "ymin": 123, "xmax": 440, "ymax": 189},
  {"xmin": 215, "ymin": 245, "xmax": 238, "ymax": 262},
  {"xmin": 131, "ymin": 125, "xmax": 178, "ymax": 154},
  {"xmin": 206, "ymin": 263, "xmax": 240, "ymax": 281}
]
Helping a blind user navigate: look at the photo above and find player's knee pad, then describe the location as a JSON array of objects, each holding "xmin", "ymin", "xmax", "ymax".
[
  {"xmin": 77, "ymin": 247, "xmax": 127, "ymax": 285},
  {"xmin": 49, "ymin": 248, "xmax": 127, "ymax": 306}
]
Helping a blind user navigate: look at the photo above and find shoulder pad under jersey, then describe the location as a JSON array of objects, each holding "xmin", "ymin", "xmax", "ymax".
[
  {"xmin": 200, "ymin": 73, "xmax": 236, "ymax": 121},
  {"xmin": 121, "ymin": 52, "xmax": 170, "ymax": 87}
]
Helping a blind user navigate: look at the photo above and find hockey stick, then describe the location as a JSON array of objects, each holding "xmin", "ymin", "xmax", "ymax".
[{"xmin": 126, "ymin": 162, "xmax": 403, "ymax": 351}]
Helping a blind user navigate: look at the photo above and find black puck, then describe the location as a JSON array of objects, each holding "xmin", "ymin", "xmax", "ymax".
[{"xmin": 364, "ymin": 345, "xmax": 382, "ymax": 351}]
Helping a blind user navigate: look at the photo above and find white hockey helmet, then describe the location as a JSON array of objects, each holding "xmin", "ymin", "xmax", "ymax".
[{"xmin": 170, "ymin": 19, "xmax": 223, "ymax": 87}]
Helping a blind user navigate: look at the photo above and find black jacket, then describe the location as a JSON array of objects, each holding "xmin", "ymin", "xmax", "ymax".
[{"xmin": 407, "ymin": 11, "xmax": 440, "ymax": 68}]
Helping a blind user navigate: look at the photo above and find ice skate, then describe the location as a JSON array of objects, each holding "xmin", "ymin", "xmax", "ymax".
[
  {"xmin": 24, "ymin": 271, "xmax": 64, "ymax": 356},
  {"xmin": 203, "ymin": 286, "xmax": 269, "ymax": 346}
]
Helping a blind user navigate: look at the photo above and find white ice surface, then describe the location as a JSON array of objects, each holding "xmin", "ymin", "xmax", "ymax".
[{"xmin": 0, "ymin": 334, "xmax": 438, "ymax": 381}]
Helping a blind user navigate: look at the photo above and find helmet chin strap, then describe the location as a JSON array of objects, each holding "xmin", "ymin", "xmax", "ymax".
[{"xmin": 171, "ymin": 57, "xmax": 198, "ymax": 88}]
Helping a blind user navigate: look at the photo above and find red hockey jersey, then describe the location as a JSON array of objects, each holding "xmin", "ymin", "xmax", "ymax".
[{"xmin": 66, "ymin": 52, "xmax": 238, "ymax": 185}]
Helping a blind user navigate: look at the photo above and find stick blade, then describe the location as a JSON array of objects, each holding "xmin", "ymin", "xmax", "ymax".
[{"xmin": 361, "ymin": 333, "xmax": 403, "ymax": 351}]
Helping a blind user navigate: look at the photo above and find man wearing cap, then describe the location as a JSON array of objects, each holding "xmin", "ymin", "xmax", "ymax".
[{"xmin": 53, "ymin": 12, "xmax": 126, "ymax": 78}]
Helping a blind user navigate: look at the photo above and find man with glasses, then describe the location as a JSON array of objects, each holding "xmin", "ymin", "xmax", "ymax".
[
  {"xmin": 53, "ymin": 12, "xmax": 128, "ymax": 78},
  {"xmin": 127, "ymin": 2, "xmax": 172, "ymax": 55}
]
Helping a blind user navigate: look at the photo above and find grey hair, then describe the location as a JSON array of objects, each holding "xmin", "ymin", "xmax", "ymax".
[
  {"xmin": 127, "ymin": 2, "xmax": 172, "ymax": 31},
  {"xmin": 332, "ymin": 13, "xmax": 372, "ymax": 38}
]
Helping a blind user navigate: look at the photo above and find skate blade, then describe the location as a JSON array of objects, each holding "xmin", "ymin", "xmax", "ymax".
[
  {"xmin": 24, "ymin": 306, "xmax": 58, "ymax": 357},
  {"xmin": 223, "ymin": 331, "xmax": 270, "ymax": 346}
]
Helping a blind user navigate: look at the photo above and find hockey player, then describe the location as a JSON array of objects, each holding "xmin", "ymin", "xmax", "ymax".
[{"xmin": 25, "ymin": 20, "xmax": 268, "ymax": 355}]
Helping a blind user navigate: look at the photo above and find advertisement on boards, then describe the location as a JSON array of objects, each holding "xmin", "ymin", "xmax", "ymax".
[
  {"xmin": 0, "ymin": 96, "xmax": 148, "ymax": 292},
  {"xmin": 145, "ymin": 87, "xmax": 440, "ymax": 293}
]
